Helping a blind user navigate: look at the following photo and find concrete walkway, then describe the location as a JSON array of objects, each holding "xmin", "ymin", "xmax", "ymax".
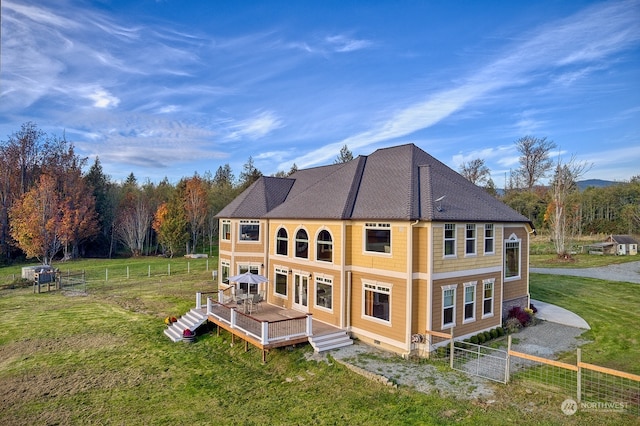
[{"xmin": 530, "ymin": 299, "xmax": 590, "ymax": 329}]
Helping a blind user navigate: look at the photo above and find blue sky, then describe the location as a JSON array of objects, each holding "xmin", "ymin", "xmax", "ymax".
[{"xmin": 1, "ymin": 0, "xmax": 639, "ymax": 186}]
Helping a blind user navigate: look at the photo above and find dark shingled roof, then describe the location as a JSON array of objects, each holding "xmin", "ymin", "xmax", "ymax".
[
  {"xmin": 610, "ymin": 235, "xmax": 639, "ymax": 244},
  {"xmin": 217, "ymin": 143, "xmax": 534, "ymax": 226}
]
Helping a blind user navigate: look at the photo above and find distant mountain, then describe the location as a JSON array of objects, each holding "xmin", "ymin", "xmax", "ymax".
[{"xmin": 577, "ymin": 179, "xmax": 620, "ymax": 190}]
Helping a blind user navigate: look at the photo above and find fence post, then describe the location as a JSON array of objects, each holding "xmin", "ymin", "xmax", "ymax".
[
  {"xmin": 105, "ymin": 268, "xmax": 108, "ymax": 282},
  {"xmin": 206, "ymin": 259, "xmax": 209, "ymax": 271},
  {"xmin": 188, "ymin": 262, "xmax": 190, "ymax": 274},
  {"xmin": 577, "ymin": 348, "xmax": 582, "ymax": 403},
  {"xmin": 449, "ymin": 328, "xmax": 455, "ymax": 369},
  {"xmin": 127, "ymin": 266, "xmax": 129, "ymax": 279},
  {"xmin": 505, "ymin": 335, "xmax": 512, "ymax": 383},
  {"xmin": 168, "ymin": 263, "xmax": 171, "ymax": 276},
  {"xmin": 148, "ymin": 265, "xmax": 151, "ymax": 277}
]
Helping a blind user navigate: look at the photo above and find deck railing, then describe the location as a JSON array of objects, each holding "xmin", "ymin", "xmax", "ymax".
[{"xmin": 206, "ymin": 298, "xmax": 312, "ymax": 346}]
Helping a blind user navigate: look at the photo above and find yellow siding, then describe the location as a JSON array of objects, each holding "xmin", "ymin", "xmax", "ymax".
[
  {"xmin": 349, "ymin": 221, "xmax": 409, "ymax": 273},
  {"xmin": 412, "ymin": 226, "xmax": 428, "ymax": 273},
  {"xmin": 350, "ymin": 272, "xmax": 407, "ymax": 342}
]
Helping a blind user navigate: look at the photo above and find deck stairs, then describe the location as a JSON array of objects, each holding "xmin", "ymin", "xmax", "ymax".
[
  {"xmin": 308, "ymin": 330, "xmax": 353, "ymax": 353},
  {"xmin": 164, "ymin": 308, "xmax": 208, "ymax": 342}
]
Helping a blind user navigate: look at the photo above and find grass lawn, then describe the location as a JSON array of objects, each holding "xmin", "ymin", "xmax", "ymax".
[
  {"xmin": 530, "ymin": 273, "xmax": 640, "ymax": 374},
  {"xmin": 0, "ymin": 258, "xmax": 637, "ymax": 424}
]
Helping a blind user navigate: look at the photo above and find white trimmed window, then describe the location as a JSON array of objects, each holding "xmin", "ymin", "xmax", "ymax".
[
  {"xmin": 364, "ymin": 223, "xmax": 391, "ymax": 254},
  {"xmin": 316, "ymin": 230, "xmax": 333, "ymax": 262},
  {"xmin": 465, "ymin": 224, "xmax": 476, "ymax": 255},
  {"xmin": 482, "ymin": 279, "xmax": 494, "ymax": 318},
  {"xmin": 275, "ymin": 267, "xmax": 288, "ymax": 297},
  {"xmin": 505, "ymin": 234, "xmax": 521, "ymax": 279},
  {"xmin": 295, "ymin": 229, "xmax": 309, "ymax": 259},
  {"xmin": 364, "ymin": 282, "xmax": 391, "ymax": 322},
  {"xmin": 221, "ymin": 260, "xmax": 230, "ymax": 284},
  {"xmin": 463, "ymin": 282, "xmax": 476, "ymax": 323},
  {"xmin": 315, "ymin": 276, "xmax": 333, "ymax": 310},
  {"xmin": 276, "ymin": 227, "xmax": 288, "ymax": 256},
  {"xmin": 484, "ymin": 224, "xmax": 494, "ymax": 254},
  {"xmin": 239, "ymin": 220, "xmax": 260, "ymax": 241},
  {"xmin": 444, "ymin": 224, "xmax": 456, "ymax": 256},
  {"xmin": 221, "ymin": 220, "xmax": 231, "ymax": 241},
  {"xmin": 442, "ymin": 285, "xmax": 457, "ymax": 328}
]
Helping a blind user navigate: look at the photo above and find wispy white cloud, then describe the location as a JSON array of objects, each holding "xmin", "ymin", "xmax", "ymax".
[
  {"xmin": 226, "ymin": 111, "xmax": 284, "ymax": 141},
  {"xmin": 288, "ymin": 0, "xmax": 640, "ymax": 169},
  {"xmin": 325, "ymin": 34, "xmax": 372, "ymax": 52}
]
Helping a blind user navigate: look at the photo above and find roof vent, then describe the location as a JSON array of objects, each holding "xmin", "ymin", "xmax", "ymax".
[{"xmin": 435, "ymin": 195, "xmax": 446, "ymax": 212}]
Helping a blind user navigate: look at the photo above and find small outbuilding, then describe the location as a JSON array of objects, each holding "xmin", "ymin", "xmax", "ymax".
[{"xmin": 605, "ymin": 235, "xmax": 638, "ymax": 256}]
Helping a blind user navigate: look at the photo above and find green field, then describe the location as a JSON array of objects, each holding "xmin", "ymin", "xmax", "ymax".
[{"xmin": 0, "ymin": 257, "xmax": 637, "ymax": 425}]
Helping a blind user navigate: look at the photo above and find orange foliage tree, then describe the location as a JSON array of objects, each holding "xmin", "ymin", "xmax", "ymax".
[{"xmin": 9, "ymin": 174, "xmax": 63, "ymax": 265}]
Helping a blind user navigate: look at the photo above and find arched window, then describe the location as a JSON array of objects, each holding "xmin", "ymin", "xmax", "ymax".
[
  {"xmin": 295, "ymin": 229, "xmax": 309, "ymax": 259},
  {"xmin": 316, "ymin": 230, "xmax": 333, "ymax": 262},
  {"xmin": 276, "ymin": 227, "xmax": 288, "ymax": 256}
]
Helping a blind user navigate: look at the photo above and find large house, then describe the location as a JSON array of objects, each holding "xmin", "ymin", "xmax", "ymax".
[{"xmin": 215, "ymin": 143, "xmax": 534, "ymax": 356}]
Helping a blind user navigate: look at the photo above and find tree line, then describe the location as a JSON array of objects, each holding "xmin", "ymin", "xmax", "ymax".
[
  {"xmin": 0, "ymin": 123, "xmax": 292, "ymax": 265},
  {"xmin": 460, "ymin": 136, "xmax": 640, "ymax": 256},
  {"xmin": 1, "ymin": 123, "xmax": 637, "ymax": 265}
]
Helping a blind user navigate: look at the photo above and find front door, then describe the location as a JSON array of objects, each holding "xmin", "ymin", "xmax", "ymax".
[{"xmin": 293, "ymin": 273, "xmax": 309, "ymax": 312}]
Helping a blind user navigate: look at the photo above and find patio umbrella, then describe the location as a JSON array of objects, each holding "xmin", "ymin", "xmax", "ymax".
[{"xmin": 227, "ymin": 271, "xmax": 268, "ymax": 284}]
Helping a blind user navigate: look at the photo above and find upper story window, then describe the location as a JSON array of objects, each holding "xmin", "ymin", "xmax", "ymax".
[
  {"xmin": 316, "ymin": 230, "xmax": 333, "ymax": 262},
  {"xmin": 221, "ymin": 260, "xmax": 230, "ymax": 284},
  {"xmin": 505, "ymin": 234, "xmax": 521, "ymax": 279},
  {"xmin": 365, "ymin": 223, "xmax": 391, "ymax": 254},
  {"xmin": 221, "ymin": 220, "xmax": 231, "ymax": 241},
  {"xmin": 276, "ymin": 227, "xmax": 288, "ymax": 256},
  {"xmin": 484, "ymin": 224, "xmax": 494, "ymax": 254},
  {"xmin": 444, "ymin": 224, "xmax": 456, "ymax": 257},
  {"xmin": 239, "ymin": 220, "xmax": 260, "ymax": 241},
  {"xmin": 465, "ymin": 224, "xmax": 476, "ymax": 255},
  {"xmin": 295, "ymin": 229, "xmax": 309, "ymax": 259}
]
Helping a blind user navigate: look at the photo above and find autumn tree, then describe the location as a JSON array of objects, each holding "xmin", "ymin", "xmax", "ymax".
[
  {"xmin": 335, "ymin": 144, "xmax": 353, "ymax": 164},
  {"xmin": 152, "ymin": 198, "xmax": 188, "ymax": 258},
  {"xmin": 183, "ymin": 175, "xmax": 208, "ymax": 254},
  {"xmin": 9, "ymin": 174, "xmax": 63, "ymax": 265},
  {"xmin": 515, "ymin": 136, "xmax": 557, "ymax": 191}
]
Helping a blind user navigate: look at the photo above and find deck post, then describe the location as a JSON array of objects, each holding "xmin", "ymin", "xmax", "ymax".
[
  {"xmin": 196, "ymin": 292, "xmax": 202, "ymax": 309},
  {"xmin": 261, "ymin": 321, "xmax": 269, "ymax": 345},
  {"xmin": 230, "ymin": 308, "xmax": 237, "ymax": 329},
  {"xmin": 206, "ymin": 297, "xmax": 212, "ymax": 315},
  {"xmin": 218, "ymin": 289, "xmax": 225, "ymax": 303},
  {"xmin": 305, "ymin": 314, "xmax": 313, "ymax": 336}
]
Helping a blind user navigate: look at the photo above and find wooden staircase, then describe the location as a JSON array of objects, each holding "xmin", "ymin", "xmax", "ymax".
[
  {"xmin": 164, "ymin": 308, "xmax": 208, "ymax": 342},
  {"xmin": 308, "ymin": 330, "xmax": 353, "ymax": 353}
]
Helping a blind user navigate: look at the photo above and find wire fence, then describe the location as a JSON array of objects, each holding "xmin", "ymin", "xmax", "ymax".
[{"xmin": 425, "ymin": 331, "xmax": 639, "ymax": 417}]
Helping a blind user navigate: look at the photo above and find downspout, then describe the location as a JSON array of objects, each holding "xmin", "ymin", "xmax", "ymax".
[
  {"xmin": 426, "ymin": 223, "xmax": 433, "ymax": 339},
  {"xmin": 403, "ymin": 219, "xmax": 420, "ymax": 358}
]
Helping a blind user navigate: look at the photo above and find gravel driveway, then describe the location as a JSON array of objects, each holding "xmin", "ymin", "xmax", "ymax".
[
  {"xmin": 308, "ymin": 263, "xmax": 638, "ymax": 399},
  {"xmin": 531, "ymin": 260, "xmax": 640, "ymax": 284}
]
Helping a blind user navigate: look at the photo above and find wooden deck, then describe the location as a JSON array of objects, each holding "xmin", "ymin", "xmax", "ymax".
[{"xmin": 202, "ymin": 294, "xmax": 341, "ymax": 362}]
